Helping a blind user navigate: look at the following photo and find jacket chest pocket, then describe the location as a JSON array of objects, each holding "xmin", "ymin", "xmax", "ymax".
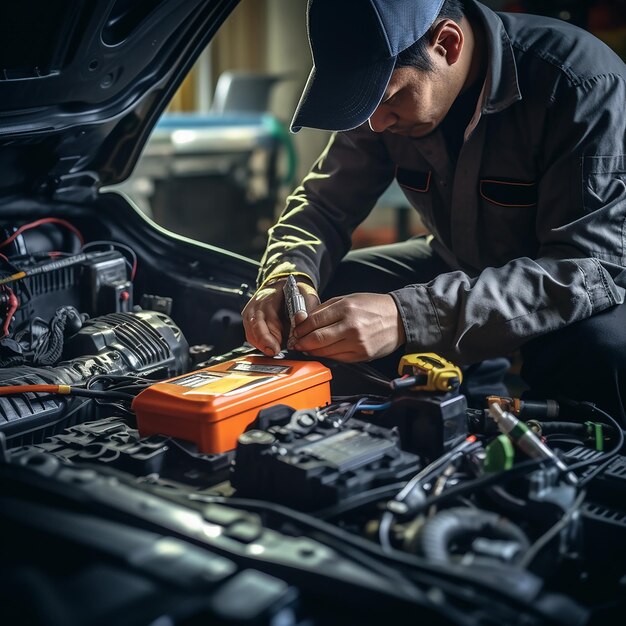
[
  {"xmin": 397, "ymin": 167, "xmax": 432, "ymax": 193},
  {"xmin": 480, "ymin": 179, "xmax": 537, "ymax": 208},
  {"xmin": 395, "ymin": 167, "xmax": 440, "ymax": 237},
  {"xmin": 478, "ymin": 178, "xmax": 538, "ymax": 261}
]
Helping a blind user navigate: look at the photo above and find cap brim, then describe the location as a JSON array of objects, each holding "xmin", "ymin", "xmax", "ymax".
[{"xmin": 290, "ymin": 56, "xmax": 396, "ymax": 133}]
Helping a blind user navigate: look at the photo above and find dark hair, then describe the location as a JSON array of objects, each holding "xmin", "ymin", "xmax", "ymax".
[{"xmin": 395, "ymin": 0, "xmax": 464, "ymax": 72}]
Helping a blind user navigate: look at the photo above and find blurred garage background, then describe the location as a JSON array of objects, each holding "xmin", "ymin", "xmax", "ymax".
[{"xmin": 113, "ymin": 0, "xmax": 626, "ymax": 260}]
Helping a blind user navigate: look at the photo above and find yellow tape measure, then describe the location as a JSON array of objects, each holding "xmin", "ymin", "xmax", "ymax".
[{"xmin": 398, "ymin": 353, "xmax": 462, "ymax": 392}]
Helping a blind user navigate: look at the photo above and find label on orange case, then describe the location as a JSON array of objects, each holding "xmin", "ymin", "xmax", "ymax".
[
  {"xmin": 228, "ymin": 362, "xmax": 291, "ymax": 375},
  {"xmin": 171, "ymin": 372, "xmax": 225, "ymax": 388},
  {"xmin": 178, "ymin": 372, "xmax": 279, "ymax": 397}
]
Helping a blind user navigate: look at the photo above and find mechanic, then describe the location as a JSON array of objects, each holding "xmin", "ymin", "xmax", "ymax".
[{"xmin": 242, "ymin": 0, "xmax": 626, "ymax": 422}]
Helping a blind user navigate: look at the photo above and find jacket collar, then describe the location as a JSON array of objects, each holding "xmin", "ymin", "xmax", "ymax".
[{"xmin": 469, "ymin": 0, "xmax": 522, "ymax": 114}]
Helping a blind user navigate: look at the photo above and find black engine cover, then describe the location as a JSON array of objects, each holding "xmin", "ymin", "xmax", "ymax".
[{"xmin": 0, "ymin": 310, "xmax": 189, "ymax": 445}]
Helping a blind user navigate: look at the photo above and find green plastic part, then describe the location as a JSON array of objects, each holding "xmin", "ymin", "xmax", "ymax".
[
  {"xmin": 584, "ymin": 421, "xmax": 604, "ymax": 452},
  {"xmin": 484, "ymin": 434, "xmax": 515, "ymax": 473},
  {"xmin": 594, "ymin": 422, "xmax": 604, "ymax": 452}
]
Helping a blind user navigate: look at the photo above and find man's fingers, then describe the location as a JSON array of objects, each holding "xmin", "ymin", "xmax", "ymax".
[
  {"xmin": 303, "ymin": 339, "xmax": 359, "ymax": 362},
  {"xmin": 289, "ymin": 298, "xmax": 347, "ymax": 351},
  {"xmin": 292, "ymin": 320, "xmax": 346, "ymax": 351},
  {"xmin": 303, "ymin": 292, "xmax": 320, "ymax": 313},
  {"xmin": 293, "ymin": 300, "xmax": 343, "ymax": 339},
  {"xmin": 246, "ymin": 309, "xmax": 282, "ymax": 356},
  {"xmin": 242, "ymin": 279, "xmax": 321, "ymax": 356},
  {"xmin": 293, "ymin": 309, "xmax": 308, "ymax": 325}
]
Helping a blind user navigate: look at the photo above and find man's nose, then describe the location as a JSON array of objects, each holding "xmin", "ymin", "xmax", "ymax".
[{"xmin": 368, "ymin": 105, "xmax": 396, "ymax": 133}]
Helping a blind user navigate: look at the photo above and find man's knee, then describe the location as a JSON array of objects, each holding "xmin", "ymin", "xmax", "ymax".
[
  {"xmin": 322, "ymin": 238, "xmax": 449, "ymax": 299},
  {"xmin": 520, "ymin": 304, "xmax": 626, "ymax": 422},
  {"xmin": 523, "ymin": 304, "xmax": 626, "ymax": 373}
]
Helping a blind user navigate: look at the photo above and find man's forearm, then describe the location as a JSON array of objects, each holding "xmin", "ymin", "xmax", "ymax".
[{"xmin": 392, "ymin": 255, "xmax": 625, "ymax": 365}]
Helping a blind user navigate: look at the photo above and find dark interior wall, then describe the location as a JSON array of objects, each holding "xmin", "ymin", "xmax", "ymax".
[{"xmin": 487, "ymin": 1, "xmax": 626, "ymax": 59}]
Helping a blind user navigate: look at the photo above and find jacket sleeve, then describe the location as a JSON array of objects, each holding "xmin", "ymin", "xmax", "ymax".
[
  {"xmin": 257, "ymin": 124, "xmax": 395, "ymax": 290},
  {"xmin": 391, "ymin": 73, "xmax": 626, "ymax": 365}
]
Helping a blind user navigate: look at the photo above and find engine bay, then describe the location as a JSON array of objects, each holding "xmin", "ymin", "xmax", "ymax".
[{"xmin": 1, "ymin": 212, "xmax": 625, "ymax": 625}]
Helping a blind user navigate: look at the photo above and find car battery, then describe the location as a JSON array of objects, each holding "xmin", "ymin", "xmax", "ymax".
[{"xmin": 132, "ymin": 356, "xmax": 332, "ymax": 454}]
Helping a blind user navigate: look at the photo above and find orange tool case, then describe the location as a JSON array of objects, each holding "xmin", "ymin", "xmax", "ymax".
[{"xmin": 132, "ymin": 355, "xmax": 332, "ymax": 454}]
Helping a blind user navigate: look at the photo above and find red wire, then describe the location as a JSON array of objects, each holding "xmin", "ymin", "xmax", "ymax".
[
  {"xmin": 0, "ymin": 384, "xmax": 65, "ymax": 395},
  {"xmin": 0, "ymin": 218, "xmax": 84, "ymax": 250},
  {"xmin": 1, "ymin": 286, "xmax": 19, "ymax": 338}
]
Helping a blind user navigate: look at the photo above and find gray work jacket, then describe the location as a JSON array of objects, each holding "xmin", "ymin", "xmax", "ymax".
[{"xmin": 258, "ymin": 1, "xmax": 626, "ymax": 365}]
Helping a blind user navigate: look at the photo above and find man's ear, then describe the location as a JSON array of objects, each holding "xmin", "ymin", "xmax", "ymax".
[{"xmin": 429, "ymin": 19, "xmax": 463, "ymax": 66}]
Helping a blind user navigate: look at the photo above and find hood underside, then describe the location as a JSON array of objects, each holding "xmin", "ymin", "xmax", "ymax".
[{"xmin": 0, "ymin": 0, "xmax": 239, "ymax": 197}]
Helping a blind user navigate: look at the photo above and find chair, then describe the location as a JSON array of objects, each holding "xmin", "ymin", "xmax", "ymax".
[{"xmin": 212, "ymin": 71, "xmax": 288, "ymax": 114}]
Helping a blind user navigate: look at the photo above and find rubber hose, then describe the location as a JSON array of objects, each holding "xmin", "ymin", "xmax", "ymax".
[
  {"xmin": 538, "ymin": 422, "xmax": 587, "ymax": 435},
  {"xmin": 419, "ymin": 507, "xmax": 530, "ymax": 564}
]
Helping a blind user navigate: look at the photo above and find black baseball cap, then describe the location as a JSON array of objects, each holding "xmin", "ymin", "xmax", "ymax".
[{"xmin": 291, "ymin": 0, "xmax": 445, "ymax": 133}]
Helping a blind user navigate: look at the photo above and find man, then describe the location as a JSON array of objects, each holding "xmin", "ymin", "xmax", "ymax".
[{"xmin": 243, "ymin": 0, "xmax": 626, "ymax": 421}]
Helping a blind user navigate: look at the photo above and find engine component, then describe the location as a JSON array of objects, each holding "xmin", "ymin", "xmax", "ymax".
[
  {"xmin": 489, "ymin": 402, "xmax": 578, "ymax": 485},
  {"xmin": 4, "ymin": 249, "xmax": 132, "ymax": 331},
  {"xmin": 417, "ymin": 507, "xmax": 530, "ymax": 565},
  {"xmin": 10, "ymin": 305, "xmax": 84, "ymax": 367},
  {"xmin": 9, "ymin": 415, "xmax": 230, "ymax": 489},
  {"xmin": 132, "ymin": 356, "xmax": 332, "ymax": 454},
  {"xmin": 366, "ymin": 393, "xmax": 468, "ymax": 464},
  {"xmin": 140, "ymin": 293, "xmax": 173, "ymax": 316},
  {"xmin": 487, "ymin": 395, "xmax": 560, "ymax": 420},
  {"xmin": 232, "ymin": 409, "xmax": 420, "ymax": 511},
  {"xmin": 483, "ymin": 434, "xmax": 515, "ymax": 473},
  {"xmin": 0, "ymin": 252, "xmax": 93, "ymax": 286},
  {"xmin": 0, "ymin": 310, "xmax": 189, "ymax": 445}
]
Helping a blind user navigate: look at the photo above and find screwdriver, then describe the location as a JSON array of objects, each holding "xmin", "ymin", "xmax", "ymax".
[{"xmin": 488, "ymin": 402, "xmax": 578, "ymax": 485}]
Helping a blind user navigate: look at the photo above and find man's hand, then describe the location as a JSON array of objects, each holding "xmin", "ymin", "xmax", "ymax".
[
  {"xmin": 288, "ymin": 293, "xmax": 406, "ymax": 362},
  {"xmin": 242, "ymin": 279, "xmax": 320, "ymax": 356}
]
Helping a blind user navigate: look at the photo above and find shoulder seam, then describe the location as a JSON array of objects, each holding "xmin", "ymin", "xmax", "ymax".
[{"xmin": 511, "ymin": 40, "xmax": 625, "ymax": 89}]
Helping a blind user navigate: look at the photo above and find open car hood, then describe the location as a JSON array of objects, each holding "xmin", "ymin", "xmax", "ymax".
[{"xmin": 0, "ymin": 0, "xmax": 239, "ymax": 197}]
